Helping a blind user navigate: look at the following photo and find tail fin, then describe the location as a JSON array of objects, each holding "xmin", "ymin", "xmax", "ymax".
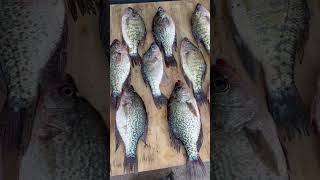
[
  {"xmin": 153, "ymin": 93, "xmax": 168, "ymax": 109},
  {"xmin": 111, "ymin": 93, "xmax": 120, "ymax": 110},
  {"xmin": 194, "ymin": 89, "xmax": 208, "ymax": 106},
  {"xmin": 129, "ymin": 53, "xmax": 142, "ymax": 66},
  {"xmin": 186, "ymin": 156, "xmax": 206, "ymax": 180},
  {"xmin": 123, "ymin": 155, "xmax": 137, "ymax": 173},
  {"xmin": 164, "ymin": 54, "xmax": 177, "ymax": 67},
  {"xmin": 267, "ymin": 86, "xmax": 310, "ymax": 141},
  {"xmin": 0, "ymin": 110, "xmax": 24, "ymax": 150}
]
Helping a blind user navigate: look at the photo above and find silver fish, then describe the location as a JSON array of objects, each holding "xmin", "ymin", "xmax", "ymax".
[
  {"xmin": 141, "ymin": 42, "xmax": 167, "ymax": 109},
  {"xmin": 110, "ymin": 39, "xmax": 131, "ymax": 109},
  {"xmin": 115, "ymin": 85, "xmax": 148, "ymax": 173},
  {"xmin": 191, "ymin": 3, "xmax": 210, "ymax": 53},
  {"xmin": 180, "ymin": 38, "xmax": 207, "ymax": 105},
  {"xmin": 152, "ymin": 7, "xmax": 177, "ymax": 67},
  {"xmin": 168, "ymin": 80, "xmax": 205, "ymax": 179},
  {"xmin": 121, "ymin": 7, "xmax": 146, "ymax": 66},
  {"xmin": 228, "ymin": 0, "xmax": 310, "ymax": 140},
  {"xmin": 20, "ymin": 74, "xmax": 108, "ymax": 180},
  {"xmin": 0, "ymin": 0, "xmax": 100, "ymax": 151},
  {"xmin": 212, "ymin": 59, "xmax": 289, "ymax": 180}
]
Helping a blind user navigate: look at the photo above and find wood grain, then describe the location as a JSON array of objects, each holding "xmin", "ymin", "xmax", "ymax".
[{"xmin": 110, "ymin": 0, "xmax": 210, "ymax": 176}]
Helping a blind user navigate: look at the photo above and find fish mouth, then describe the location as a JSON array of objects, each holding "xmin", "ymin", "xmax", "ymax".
[
  {"xmin": 111, "ymin": 39, "xmax": 121, "ymax": 47},
  {"xmin": 175, "ymin": 80, "xmax": 183, "ymax": 87},
  {"xmin": 196, "ymin": 3, "xmax": 202, "ymax": 10},
  {"xmin": 158, "ymin": 6, "xmax": 164, "ymax": 12},
  {"xmin": 181, "ymin": 37, "xmax": 190, "ymax": 47}
]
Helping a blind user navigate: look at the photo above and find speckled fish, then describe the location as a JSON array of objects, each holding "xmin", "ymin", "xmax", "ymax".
[
  {"xmin": 168, "ymin": 80, "xmax": 205, "ymax": 179},
  {"xmin": 110, "ymin": 39, "xmax": 131, "ymax": 110},
  {"xmin": 310, "ymin": 76, "xmax": 320, "ymax": 133},
  {"xmin": 0, "ymin": 0, "xmax": 100, "ymax": 152},
  {"xmin": 212, "ymin": 59, "xmax": 289, "ymax": 180},
  {"xmin": 141, "ymin": 42, "xmax": 167, "ymax": 109},
  {"xmin": 19, "ymin": 74, "xmax": 108, "ymax": 180},
  {"xmin": 152, "ymin": 7, "xmax": 177, "ymax": 67},
  {"xmin": 180, "ymin": 38, "xmax": 207, "ymax": 105},
  {"xmin": 228, "ymin": 0, "xmax": 310, "ymax": 140},
  {"xmin": 191, "ymin": 3, "xmax": 210, "ymax": 53},
  {"xmin": 115, "ymin": 85, "xmax": 148, "ymax": 173},
  {"xmin": 121, "ymin": 7, "xmax": 146, "ymax": 66}
]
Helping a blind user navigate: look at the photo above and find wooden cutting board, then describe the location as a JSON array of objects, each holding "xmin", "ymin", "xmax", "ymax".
[{"xmin": 110, "ymin": 0, "xmax": 210, "ymax": 176}]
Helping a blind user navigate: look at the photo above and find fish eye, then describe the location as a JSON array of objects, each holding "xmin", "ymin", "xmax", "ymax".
[
  {"xmin": 213, "ymin": 78, "xmax": 229, "ymax": 93},
  {"xmin": 60, "ymin": 86, "xmax": 74, "ymax": 97}
]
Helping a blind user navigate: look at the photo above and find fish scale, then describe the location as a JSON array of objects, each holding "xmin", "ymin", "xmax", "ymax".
[
  {"xmin": 141, "ymin": 43, "xmax": 167, "ymax": 109},
  {"xmin": 191, "ymin": 3, "xmax": 210, "ymax": 53},
  {"xmin": 115, "ymin": 86, "xmax": 147, "ymax": 173},
  {"xmin": 110, "ymin": 39, "xmax": 131, "ymax": 109},
  {"xmin": 180, "ymin": 38, "xmax": 207, "ymax": 105},
  {"xmin": 168, "ymin": 81, "xmax": 205, "ymax": 179},
  {"xmin": 229, "ymin": 0, "xmax": 310, "ymax": 139}
]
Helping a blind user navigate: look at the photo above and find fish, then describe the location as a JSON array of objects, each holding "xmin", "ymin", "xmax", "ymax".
[
  {"xmin": 121, "ymin": 7, "xmax": 146, "ymax": 66},
  {"xmin": 19, "ymin": 74, "xmax": 108, "ymax": 180},
  {"xmin": 180, "ymin": 37, "xmax": 207, "ymax": 105},
  {"xmin": 211, "ymin": 59, "xmax": 289, "ymax": 180},
  {"xmin": 310, "ymin": 76, "xmax": 320, "ymax": 133},
  {"xmin": 0, "ymin": 0, "xmax": 100, "ymax": 152},
  {"xmin": 167, "ymin": 80, "xmax": 205, "ymax": 179},
  {"xmin": 228, "ymin": 0, "xmax": 310, "ymax": 140},
  {"xmin": 110, "ymin": 39, "xmax": 131, "ymax": 110},
  {"xmin": 191, "ymin": 3, "xmax": 210, "ymax": 53},
  {"xmin": 152, "ymin": 6, "xmax": 177, "ymax": 67},
  {"xmin": 115, "ymin": 85, "xmax": 148, "ymax": 173},
  {"xmin": 141, "ymin": 42, "xmax": 167, "ymax": 109}
]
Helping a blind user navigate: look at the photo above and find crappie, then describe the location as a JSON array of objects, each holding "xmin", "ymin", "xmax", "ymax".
[
  {"xmin": 168, "ymin": 80, "xmax": 205, "ymax": 179},
  {"xmin": 191, "ymin": 3, "xmax": 210, "ymax": 53},
  {"xmin": 152, "ymin": 7, "xmax": 177, "ymax": 67},
  {"xmin": 0, "ymin": 0, "xmax": 100, "ymax": 151},
  {"xmin": 20, "ymin": 74, "xmax": 108, "ymax": 180},
  {"xmin": 180, "ymin": 38, "xmax": 207, "ymax": 105},
  {"xmin": 110, "ymin": 39, "xmax": 131, "ymax": 109},
  {"xmin": 228, "ymin": 0, "xmax": 310, "ymax": 140},
  {"xmin": 141, "ymin": 42, "xmax": 167, "ymax": 109},
  {"xmin": 212, "ymin": 59, "xmax": 289, "ymax": 180},
  {"xmin": 115, "ymin": 85, "xmax": 148, "ymax": 173},
  {"xmin": 311, "ymin": 76, "xmax": 320, "ymax": 133},
  {"xmin": 121, "ymin": 7, "xmax": 146, "ymax": 66}
]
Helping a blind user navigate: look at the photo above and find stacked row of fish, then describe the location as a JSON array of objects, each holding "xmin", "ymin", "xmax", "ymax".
[{"xmin": 110, "ymin": 3, "xmax": 210, "ymax": 179}]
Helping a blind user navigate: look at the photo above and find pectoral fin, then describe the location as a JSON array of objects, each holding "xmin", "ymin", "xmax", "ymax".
[{"xmin": 243, "ymin": 127, "xmax": 280, "ymax": 176}]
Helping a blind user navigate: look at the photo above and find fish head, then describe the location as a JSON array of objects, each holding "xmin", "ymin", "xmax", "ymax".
[
  {"xmin": 111, "ymin": 39, "xmax": 126, "ymax": 54},
  {"xmin": 181, "ymin": 38, "xmax": 196, "ymax": 52},
  {"xmin": 124, "ymin": 7, "xmax": 139, "ymax": 18},
  {"xmin": 172, "ymin": 80, "xmax": 193, "ymax": 102},
  {"xmin": 150, "ymin": 42, "xmax": 160, "ymax": 52},
  {"xmin": 27, "ymin": 74, "xmax": 107, "ymax": 179},
  {"xmin": 195, "ymin": 3, "xmax": 210, "ymax": 17},
  {"xmin": 120, "ymin": 85, "xmax": 136, "ymax": 106},
  {"xmin": 157, "ymin": 6, "xmax": 167, "ymax": 17},
  {"xmin": 212, "ymin": 59, "xmax": 255, "ymax": 107}
]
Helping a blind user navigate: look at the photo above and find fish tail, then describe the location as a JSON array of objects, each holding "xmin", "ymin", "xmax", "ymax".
[
  {"xmin": 267, "ymin": 86, "xmax": 310, "ymax": 141},
  {"xmin": 194, "ymin": 89, "xmax": 208, "ymax": 105},
  {"xmin": 123, "ymin": 155, "xmax": 137, "ymax": 173},
  {"xmin": 111, "ymin": 93, "xmax": 120, "ymax": 110},
  {"xmin": 164, "ymin": 54, "xmax": 177, "ymax": 67},
  {"xmin": 153, "ymin": 93, "xmax": 168, "ymax": 109},
  {"xmin": 0, "ymin": 109, "xmax": 24, "ymax": 151},
  {"xmin": 186, "ymin": 156, "xmax": 206, "ymax": 180},
  {"xmin": 129, "ymin": 53, "xmax": 142, "ymax": 66}
]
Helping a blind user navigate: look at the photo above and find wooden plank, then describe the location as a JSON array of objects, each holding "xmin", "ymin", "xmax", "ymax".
[{"xmin": 110, "ymin": 0, "xmax": 210, "ymax": 176}]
